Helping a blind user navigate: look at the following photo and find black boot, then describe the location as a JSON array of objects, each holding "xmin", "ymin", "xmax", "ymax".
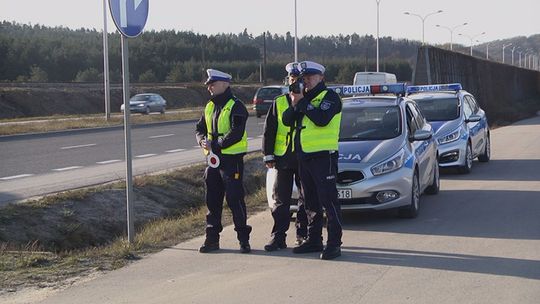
[
  {"xmin": 264, "ymin": 238, "xmax": 287, "ymax": 252},
  {"xmin": 199, "ymin": 240, "xmax": 220, "ymax": 253},
  {"xmin": 320, "ymin": 246, "xmax": 341, "ymax": 260},
  {"xmin": 239, "ymin": 241, "xmax": 251, "ymax": 253},
  {"xmin": 292, "ymin": 238, "xmax": 323, "ymax": 254}
]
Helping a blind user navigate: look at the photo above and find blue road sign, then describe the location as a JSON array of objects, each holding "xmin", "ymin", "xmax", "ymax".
[{"xmin": 109, "ymin": 0, "xmax": 149, "ymax": 38}]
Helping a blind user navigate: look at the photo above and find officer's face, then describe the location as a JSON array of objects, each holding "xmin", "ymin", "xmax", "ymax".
[
  {"xmin": 303, "ymin": 73, "xmax": 324, "ymax": 91},
  {"xmin": 207, "ymin": 81, "xmax": 229, "ymax": 96}
]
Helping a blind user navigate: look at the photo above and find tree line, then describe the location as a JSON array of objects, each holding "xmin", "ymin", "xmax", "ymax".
[{"xmin": 0, "ymin": 21, "xmax": 421, "ymax": 84}]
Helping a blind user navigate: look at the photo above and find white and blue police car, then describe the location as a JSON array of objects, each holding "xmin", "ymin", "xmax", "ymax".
[
  {"xmin": 334, "ymin": 83, "xmax": 439, "ymax": 217},
  {"xmin": 407, "ymin": 83, "xmax": 490, "ymax": 174}
]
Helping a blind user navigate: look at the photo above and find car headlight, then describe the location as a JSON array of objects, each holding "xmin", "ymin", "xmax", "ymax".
[
  {"xmin": 437, "ymin": 128, "xmax": 460, "ymax": 145},
  {"xmin": 137, "ymin": 103, "xmax": 145, "ymax": 107},
  {"xmin": 371, "ymin": 148, "xmax": 405, "ymax": 176}
]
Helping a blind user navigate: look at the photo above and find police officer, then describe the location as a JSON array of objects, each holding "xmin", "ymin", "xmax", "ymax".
[
  {"xmin": 195, "ymin": 69, "xmax": 252, "ymax": 254},
  {"xmin": 283, "ymin": 61, "xmax": 343, "ymax": 260},
  {"xmin": 262, "ymin": 62, "xmax": 308, "ymax": 251}
]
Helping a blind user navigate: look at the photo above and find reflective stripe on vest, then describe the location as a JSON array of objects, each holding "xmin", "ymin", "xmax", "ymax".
[
  {"xmin": 204, "ymin": 99, "xmax": 248, "ymax": 155},
  {"xmin": 273, "ymin": 95, "xmax": 294, "ymax": 156},
  {"xmin": 300, "ymin": 90, "xmax": 342, "ymax": 153}
]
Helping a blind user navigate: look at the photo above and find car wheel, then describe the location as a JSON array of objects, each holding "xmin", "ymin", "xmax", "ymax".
[
  {"xmin": 143, "ymin": 107, "xmax": 150, "ymax": 115},
  {"xmin": 398, "ymin": 170, "xmax": 420, "ymax": 218},
  {"xmin": 425, "ymin": 158, "xmax": 440, "ymax": 195},
  {"xmin": 160, "ymin": 106, "xmax": 165, "ymax": 114},
  {"xmin": 478, "ymin": 135, "xmax": 490, "ymax": 162},
  {"xmin": 458, "ymin": 143, "xmax": 473, "ymax": 174}
]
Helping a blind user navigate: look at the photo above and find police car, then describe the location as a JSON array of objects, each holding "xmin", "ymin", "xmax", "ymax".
[
  {"xmin": 266, "ymin": 84, "xmax": 440, "ymax": 218},
  {"xmin": 334, "ymin": 83, "xmax": 439, "ymax": 217},
  {"xmin": 407, "ymin": 83, "xmax": 490, "ymax": 173}
]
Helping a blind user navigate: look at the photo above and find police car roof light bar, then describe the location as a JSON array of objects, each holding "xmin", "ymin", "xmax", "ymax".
[
  {"xmin": 330, "ymin": 83, "xmax": 406, "ymax": 96},
  {"xmin": 406, "ymin": 83, "xmax": 463, "ymax": 94}
]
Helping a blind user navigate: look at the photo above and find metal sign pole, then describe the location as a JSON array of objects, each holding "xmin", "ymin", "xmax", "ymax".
[
  {"xmin": 102, "ymin": 0, "xmax": 111, "ymax": 121},
  {"xmin": 121, "ymin": 35, "xmax": 135, "ymax": 243}
]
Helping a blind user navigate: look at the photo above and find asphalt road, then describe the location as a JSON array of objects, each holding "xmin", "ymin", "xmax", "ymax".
[
  {"xmin": 24, "ymin": 116, "xmax": 540, "ymax": 304},
  {"xmin": 0, "ymin": 116, "xmax": 266, "ymax": 204}
]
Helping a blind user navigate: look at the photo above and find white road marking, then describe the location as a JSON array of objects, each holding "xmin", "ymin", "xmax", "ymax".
[
  {"xmin": 166, "ymin": 149, "xmax": 186, "ymax": 153},
  {"xmin": 257, "ymin": 135, "xmax": 264, "ymax": 138},
  {"xmin": 96, "ymin": 160, "xmax": 122, "ymax": 164},
  {"xmin": 149, "ymin": 134, "xmax": 175, "ymax": 139},
  {"xmin": 136, "ymin": 154, "xmax": 157, "ymax": 158},
  {"xmin": 0, "ymin": 174, "xmax": 34, "ymax": 181},
  {"xmin": 61, "ymin": 143, "xmax": 97, "ymax": 150},
  {"xmin": 53, "ymin": 166, "xmax": 83, "ymax": 172},
  {"xmin": 193, "ymin": 145, "xmax": 201, "ymax": 148}
]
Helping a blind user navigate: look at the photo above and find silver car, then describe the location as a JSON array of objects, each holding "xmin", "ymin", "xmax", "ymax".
[
  {"xmin": 120, "ymin": 93, "xmax": 167, "ymax": 115},
  {"xmin": 266, "ymin": 84, "xmax": 440, "ymax": 218},
  {"xmin": 407, "ymin": 83, "xmax": 490, "ymax": 173},
  {"xmin": 335, "ymin": 84, "xmax": 439, "ymax": 217}
]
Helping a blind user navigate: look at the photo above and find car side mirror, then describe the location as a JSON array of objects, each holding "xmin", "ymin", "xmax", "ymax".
[
  {"xmin": 466, "ymin": 114, "xmax": 481, "ymax": 123},
  {"xmin": 409, "ymin": 129, "xmax": 432, "ymax": 142}
]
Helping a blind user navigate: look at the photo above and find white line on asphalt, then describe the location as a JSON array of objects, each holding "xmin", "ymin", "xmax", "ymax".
[
  {"xmin": 96, "ymin": 160, "xmax": 122, "ymax": 164},
  {"xmin": 60, "ymin": 143, "xmax": 97, "ymax": 150},
  {"xmin": 166, "ymin": 149, "xmax": 186, "ymax": 153},
  {"xmin": 257, "ymin": 135, "xmax": 264, "ymax": 138},
  {"xmin": 149, "ymin": 134, "xmax": 175, "ymax": 139},
  {"xmin": 136, "ymin": 154, "xmax": 157, "ymax": 158},
  {"xmin": 53, "ymin": 166, "xmax": 83, "ymax": 172},
  {"xmin": 0, "ymin": 174, "xmax": 34, "ymax": 181},
  {"xmin": 193, "ymin": 145, "xmax": 200, "ymax": 148}
]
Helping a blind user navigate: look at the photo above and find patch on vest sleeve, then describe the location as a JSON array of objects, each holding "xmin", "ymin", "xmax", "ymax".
[
  {"xmin": 320, "ymin": 100, "xmax": 331, "ymax": 110},
  {"xmin": 307, "ymin": 104, "xmax": 315, "ymax": 111}
]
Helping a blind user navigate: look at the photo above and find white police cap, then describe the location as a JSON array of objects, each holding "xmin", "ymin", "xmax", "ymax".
[
  {"xmin": 300, "ymin": 61, "xmax": 325, "ymax": 75},
  {"xmin": 205, "ymin": 69, "xmax": 232, "ymax": 85},
  {"xmin": 285, "ymin": 62, "xmax": 301, "ymax": 76}
]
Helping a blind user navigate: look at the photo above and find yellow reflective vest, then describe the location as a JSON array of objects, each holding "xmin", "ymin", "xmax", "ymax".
[
  {"xmin": 300, "ymin": 90, "xmax": 341, "ymax": 153},
  {"xmin": 273, "ymin": 95, "xmax": 295, "ymax": 156},
  {"xmin": 204, "ymin": 99, "xmax": 248, "ymax": 155}
]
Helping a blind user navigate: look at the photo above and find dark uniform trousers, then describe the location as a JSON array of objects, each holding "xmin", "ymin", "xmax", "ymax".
[
  {"xmin": 298, "ymin": 152, "xmax": 343, "ymax": 247},
  {"xmin": 204, "ymin": 154, "xmax": 252, "ymax": 243},
  {"xmin": 270, "ymin": 166, "xmax": 307, "ymax": 241}
]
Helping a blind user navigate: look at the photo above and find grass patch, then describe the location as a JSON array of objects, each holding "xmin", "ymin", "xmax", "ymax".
[
  {"xmin": 0, "ymin": 152, "xmax": 267, "ymax": 293},
  {"xmin": 0, "ymin": 108, "xmax": 204, "ymax": 136}
]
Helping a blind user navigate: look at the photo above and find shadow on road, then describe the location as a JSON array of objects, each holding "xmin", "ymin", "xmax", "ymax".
[
  {"xmin": 336, "ymin": 246, "xmax": 540, "ymax": 280},
  {"xmin": 342, "ymin": 189, "xmax": 540, "ymax": 240}
]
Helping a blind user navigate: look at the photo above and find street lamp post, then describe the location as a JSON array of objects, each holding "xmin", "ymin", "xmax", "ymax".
[
  {"xmin": 404, "ymin": 10, "xmax": 443, "ymax": 45},
  {"xmin": 502, "ymin": 43, "xmax": 512, "ymax": 64},
  {"xmin": 102, "ymin": 0, "xmax": 111, "ymax": 121},
  {"xmin": 458, "ymin": 32, "xmax": 485, "ymax": 56},
  {"xmin": 376, "ymin": 0, "xmax": 381, "ymax": 72},
  {"xmin": 435, "ymin": 22, "xmax": 467, "ymax": 51},
  {"xmin": 511, "ymin": 46, "xmax": 517, "ymax": 65}
]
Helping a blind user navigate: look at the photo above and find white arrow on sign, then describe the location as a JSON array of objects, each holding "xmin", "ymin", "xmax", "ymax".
[{"xmin": 120, "ymin": 0, "xmax": 145, "ymax": 27}]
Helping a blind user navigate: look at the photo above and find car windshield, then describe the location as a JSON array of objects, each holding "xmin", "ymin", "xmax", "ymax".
[
  {"xmin": 257, "ymin": 88, "xmax": 283, "ymax": 99},
  {"xmin": 413, "ymin": 97, "xmax": 459, "ymax": 121},
  {"xmin": 340, "ymin": 106, "xmax": 402, "ymax": 141},
  {"xmin": 131, "ymin": 95, "xmax": 151, "ymax": 101}
]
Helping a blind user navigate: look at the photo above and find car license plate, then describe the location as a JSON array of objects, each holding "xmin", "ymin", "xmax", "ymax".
[{"xmin": 338, "ymin": 189, "xmax": 352, "ymax": 199}]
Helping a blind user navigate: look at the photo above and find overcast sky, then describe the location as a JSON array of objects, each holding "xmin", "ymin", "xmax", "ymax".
[{"xmin": 1, "ymin": 0, "xmax": 539, "ymax": 45}]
